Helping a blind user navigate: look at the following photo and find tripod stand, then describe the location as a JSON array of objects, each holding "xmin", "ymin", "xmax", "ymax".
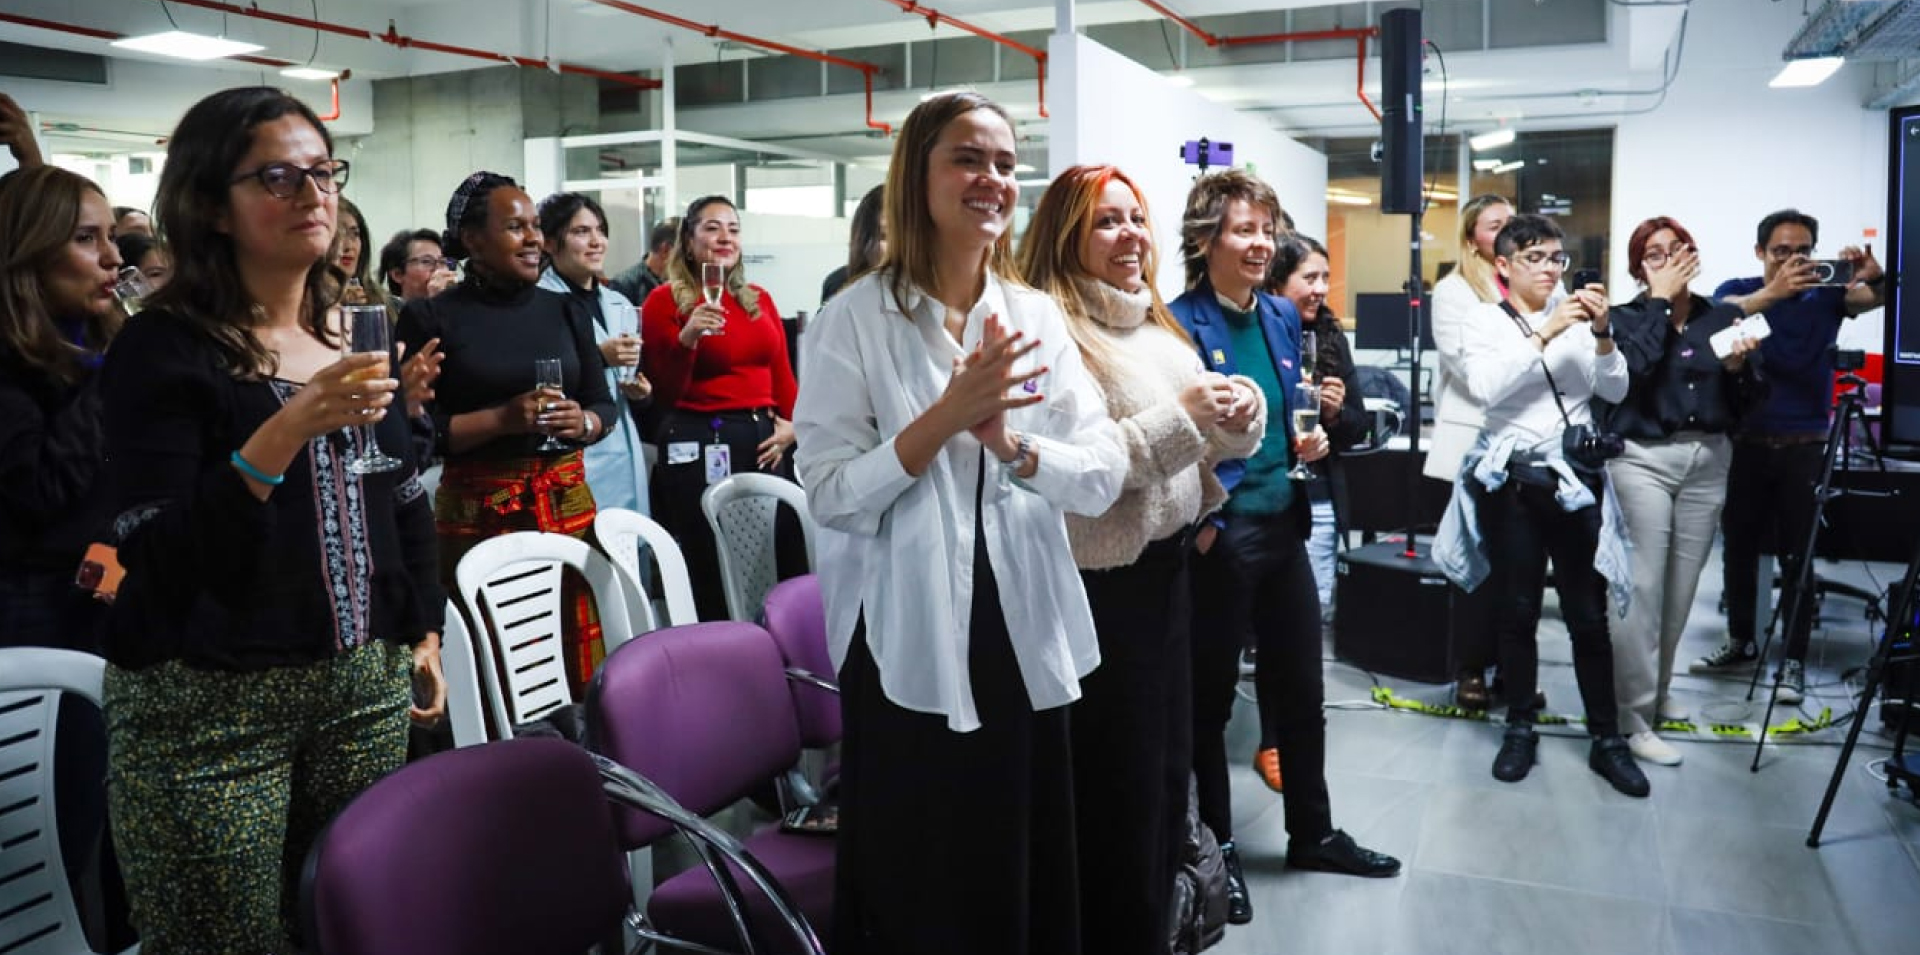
[
  {"xmin": 1807, "ymin": 530, "xmax": 1920, "ymax": 846},
  {"xmin": 1747, "ymin": 373, "xmax": 1883, "ymax": 772}
]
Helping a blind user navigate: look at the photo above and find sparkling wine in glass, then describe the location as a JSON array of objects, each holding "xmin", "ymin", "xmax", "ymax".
[
  {"xmin": 533, "ymin": 358, "xmax": 568, "ymax": 453},
  {"xmin": 113, "ymin": 267, "xmax": 150, "ymax": 317},
  {"xmin": 700, "ymin": 262, "xmax": 726, "ymax": 337},
  {"xmin": 1286, "ymin": 379, "xmax": 1320, "ymax": 482},
  {"xmin": 343, "ymin": 304, "xmax": 402, "ymax": 474}
]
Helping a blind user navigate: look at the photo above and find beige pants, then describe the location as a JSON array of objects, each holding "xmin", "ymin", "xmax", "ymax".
[{"xmin": 1607, "ymin": 433, "xmax": 1733, "ymax": 735}]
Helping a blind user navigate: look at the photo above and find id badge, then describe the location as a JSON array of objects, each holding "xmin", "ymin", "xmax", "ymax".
[{"xmin": 704, "ymin": 443, "xmax": 732, "ymax": 484}]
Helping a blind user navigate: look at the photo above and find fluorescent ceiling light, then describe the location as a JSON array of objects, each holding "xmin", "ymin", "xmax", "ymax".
[
  {"xmin": 1769, "ymin": 57, "xmax": 1844, "ymax": 88},
  {"xmin": 1327, "ymin": 194, "xmax": 1372, "ymax": 206},
  {"xmin": 1469, "ymin": 128, "xmax": 1515, "ymax": 151},
  {"xmin": 1491, "ymin": 160, "xmax": 1525, "ymax": 174},
  {"xmin": 1166, "ymin": 75, "xmax": 1194, "ymax": 88},
  {"xmin": 281, "ymin": 67, "xmax": 340, "ymax": 81},
  {"xmin": 112, "ymin": 30, "xmax": 265, "ymax": 61},
  {"xmin": 1471, "ymin": 158, "xmax": 1501, "ymax": 172}
]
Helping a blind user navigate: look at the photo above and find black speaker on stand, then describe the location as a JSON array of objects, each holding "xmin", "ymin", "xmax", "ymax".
[{"xmin": 1379, "ymin": 8, "xmax": 1423, "ymax": 216}]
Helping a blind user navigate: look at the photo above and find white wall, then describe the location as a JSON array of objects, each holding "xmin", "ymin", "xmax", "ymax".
[
  {"xmin": 1048, "ymin": 32, "xmax": 1327, "ymax": 298},
  {"xmin": 1609, "ymin": 0, "xmax": 1888, "ymax": 350}
]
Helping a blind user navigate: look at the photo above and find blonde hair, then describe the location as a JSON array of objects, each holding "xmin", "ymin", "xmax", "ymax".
[
  {"xmin": 1018, "ymin": 164, "xmax": 1190, "ymax": 383},
  {"xmin": 879, "ymin": 91, "xmax": 1021, "ymax": 313},
  {"xmin": 1455, "ymin": 194, "xmax": 1512, "ymax": 303},
  {"xmin": 664, "ymin": 196, "xmax": 763, "ymax": 318}
]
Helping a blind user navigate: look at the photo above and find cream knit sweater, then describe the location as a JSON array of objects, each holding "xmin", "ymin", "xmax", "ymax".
[{"xmin": 1065, "ymin": 280, "xmax": 1265, "ymax": 570}]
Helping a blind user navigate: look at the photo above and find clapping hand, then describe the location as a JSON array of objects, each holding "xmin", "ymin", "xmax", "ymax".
[{"xmin": 941, "ymin": 313, "xmax": 1044, "ymax": 455}]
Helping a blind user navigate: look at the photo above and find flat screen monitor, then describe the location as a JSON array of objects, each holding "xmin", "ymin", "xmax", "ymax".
[
  {"xmin": 1883, "ymin": 104, "xmax": 1920, "ymax": 450},
  {"xmin": 1353, "ymin": 293, "xmax": 1435, "ymax": 351}
]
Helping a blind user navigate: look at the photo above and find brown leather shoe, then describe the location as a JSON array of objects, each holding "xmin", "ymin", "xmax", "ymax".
[
  {"xmin": 1454, "ymin": 672, "xmax": 1490, "ymax": 711},
  {"xmin": 1253, "ymin": 747, "xmax": 1284, "ymax": 792}
]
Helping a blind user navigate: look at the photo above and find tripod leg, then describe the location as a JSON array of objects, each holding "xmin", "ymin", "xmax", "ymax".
[
  {"xmin": 1807, "ymin": 640, "xmax": 1888, "ymax": 846},
  {"xmin": 1746, "ymin": 552, "xmax": 1781, "ymax": 702}
]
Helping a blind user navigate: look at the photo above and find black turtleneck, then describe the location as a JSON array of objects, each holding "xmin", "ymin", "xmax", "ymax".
[
  {"xmin": 554, "ymin": 271, "xmax": 608, "ymax": 330},
  {"xmin": 396, "ymin": 275, "xmax": 615, "ymax": 460}
]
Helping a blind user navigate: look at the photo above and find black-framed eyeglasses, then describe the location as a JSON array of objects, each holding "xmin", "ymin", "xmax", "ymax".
[{"xmin": 229, "ymin": 160, "xmax": 350, "ymax": 199}]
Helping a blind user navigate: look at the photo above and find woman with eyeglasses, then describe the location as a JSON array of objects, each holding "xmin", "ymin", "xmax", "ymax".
[
  {"xmin": 536, "ymin": 191, "xmax": 652, "ymax": 516},
  {"xmin": 1598, "ymin": 217, "xmax": 1764, "ymax": 768},
  {"xmin": 98, "ymin": 87, "xmax": 447, "ymax": 953},
  {"xmin": 1431, "ymin": 213, "xmax": 1646, "ymax": 797},
  {"xmin": 640, "ymin": 194, "xmax": 801, "ymax": 621},
  {"xmin": 397, "ymin": 172, "xmax": 617, "ymax": 691}
]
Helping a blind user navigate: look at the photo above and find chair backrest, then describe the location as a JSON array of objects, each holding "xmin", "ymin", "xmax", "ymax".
[
  {"xmin": 701, "ymin": 473, "xmax": 818, "ymax": 622},
  {"xmin": 454, "ymin": 531, "xmax": 634, "ymax": 735},
  {"xmin": 302, "ymin": 737, "xmax": 630, "ymax": 955},
  {"xmin": 0, "ymin": 648, "xmax": 128, "ymax": 955},
  {"xmin": 438, "ymin": 600, "xmax": 489, "ymax": 748},
  {"xmin": 760, "ymin": 574, "xmax": 841, "ymax": 748},
  {"xmin": 594, "ymin": 507, "xmax": 698, "ymax": 629},
  {"xmin": 586, "ymin": 622, "xmax": 803, "ymax": 849}
]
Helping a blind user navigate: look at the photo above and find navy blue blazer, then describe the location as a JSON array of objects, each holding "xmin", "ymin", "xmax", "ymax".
[{"xmin": 1169, "ymin": 276, "xmax": 1310, "ymax": 530}]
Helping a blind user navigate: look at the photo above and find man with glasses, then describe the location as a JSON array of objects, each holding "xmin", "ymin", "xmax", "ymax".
[
  {"xmin": 1693, "ymin": 210, "xmax": 1886, "ymax": 704},
  {"xmin": 379, "ymin": 228, "xmax": 456, "ymax": 302},
  {"xmin": 1436, "ymin": 213, "xmax": 1647, "ymax": 796}
]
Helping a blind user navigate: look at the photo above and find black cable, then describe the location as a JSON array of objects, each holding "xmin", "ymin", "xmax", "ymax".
[
  {"xmin": 1420, "ymin": 38, "xmax": 1448, "ymax": 217},
  {"xmin": 1158, "ymin": 19, "xmax": 1178, "ymax": 72},
  {"xmin": 158, "ymin": 0, "xmax": 181, "ymax": 31},
  {"xmin": 309, "ymin": 0, "xmax": 321, "ymax": 66}
]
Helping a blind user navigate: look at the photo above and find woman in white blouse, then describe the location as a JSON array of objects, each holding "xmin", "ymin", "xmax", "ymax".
[
  {"xmin": 793, "ymin": 92, "xmax": 1125, "ymax": 955},
  {"xmin": 1018, "ymin": 163, "xmax": 1262, "ymax": 955},
  {"xmin": 1433, "ymin": 213, "xmax": 1647, "ymax": 798}
]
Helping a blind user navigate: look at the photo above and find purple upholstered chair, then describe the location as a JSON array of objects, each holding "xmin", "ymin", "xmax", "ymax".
[
  {"xmin": 586, "ymin": 621, "xmax": 833, "ymax": 953},
  {"xmin": 300, "ymin": 737, "xmax": 630, "ymax": 955},
  {"xmin": 760, "ymin": 574, "xmax": 841, "ymax": 750}
]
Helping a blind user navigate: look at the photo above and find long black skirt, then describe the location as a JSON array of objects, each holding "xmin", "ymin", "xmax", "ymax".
[{"xmin": 832, "ymin": 533, "xmax": 1081, "ymax": 955}]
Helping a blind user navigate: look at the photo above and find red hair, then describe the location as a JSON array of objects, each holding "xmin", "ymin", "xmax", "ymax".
[{"xmin": 1626, "ymin": 216, "xmax": 1697, "ymax": 286}]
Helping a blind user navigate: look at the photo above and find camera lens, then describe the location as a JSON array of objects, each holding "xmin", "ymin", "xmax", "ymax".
[{"xmin": 1812, "ymin": 262, "xmax": 1834, "ymax": 282}]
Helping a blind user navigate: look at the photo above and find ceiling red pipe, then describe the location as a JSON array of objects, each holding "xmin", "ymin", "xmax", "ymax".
[
  {"xmin": 1127, "ymin": 2, "xmax": 1380, "ymax": 122},
  {"xmin": 157, "ymin": 0, "xmax": 659, "ymax": 89},
  {"xmin": 579, "ymin": 0, "xmax": 892, "ymax": 134},
  {"xmin": 874, "ymin": 0, "xmax": 1048, "ymax": 117}
]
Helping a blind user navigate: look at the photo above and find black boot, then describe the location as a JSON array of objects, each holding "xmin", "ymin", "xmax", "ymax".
[
  {"xmin": 1492, "ymin": 724, "xmax": 1538, "ymax": 783},
  {"xmin": 1220, "ymin": 840, "xmax": 1253, "ymax": 925},
  {"xmin": 1589, "ymin": 735, "xmax": 1651, "ymax": 797}
]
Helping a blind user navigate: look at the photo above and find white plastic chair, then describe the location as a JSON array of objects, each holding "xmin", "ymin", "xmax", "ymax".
[
  {"xmin": 436, "ymin": 600, "xmax": 489, "ymax": 748},
  {"xmin": 0, "ymin": 647, "xmax": 139, "ymax": 955},
  {"xmin": 453, "ymin": 532, "xmax": 635, "ymax": 738},
  {"xmin": 593, "ymin": 507, "xmax": 697, "ymax": 630},
  {"xmin": 700, "ymin": 473, "xmax": 818, "ymax": 623}
]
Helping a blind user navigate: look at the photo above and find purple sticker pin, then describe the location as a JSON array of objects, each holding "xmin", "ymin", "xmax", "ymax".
[{"xmin": 1022, "ymin": 379, "xmax": 1039, "ymax": 394}]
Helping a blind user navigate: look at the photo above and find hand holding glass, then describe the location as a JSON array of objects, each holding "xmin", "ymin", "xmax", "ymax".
[
  {"xmin": 533, "ymin": 358, "xmax": 568, "ymax": 453},
  {"xmin": 342, "ymin": 305, "xmax": 402, "ymax": 474},
  {"xmin": 699, "ymin": 262, "xmax": 726, "ymax": 336}
]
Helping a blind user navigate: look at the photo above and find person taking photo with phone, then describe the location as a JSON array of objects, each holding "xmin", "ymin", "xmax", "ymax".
[
  {"xmin": 1694, "ymin": 209, "xmax": 1885, "ymax": 704},
  {"xmin": 1432, "ymin": 213, "xmax": 1647, "ymax": 797}
]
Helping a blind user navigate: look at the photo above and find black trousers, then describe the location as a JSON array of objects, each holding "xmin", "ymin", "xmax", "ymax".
[
  {"xmin": 832, "ymin": 533, "xmax": 1080, "ymax": 955},
  {"xmin": 1190, "ymin": 505, "xmax": 1332, "ymax": 846},
  {"xmin": 1072, "ymin": 535, "xmax": 1193, "ymax": 955},
  {"xmin": 1721, "ymin": 439, "xmax": 1824, "ymax": 661},
  {"xmin": 650, "ymin": 407, "xmax": 805, "ymax": 621},
  {"xmin": 1475, "ymin": 472, "xmax": 1619, "ymax": 734}
]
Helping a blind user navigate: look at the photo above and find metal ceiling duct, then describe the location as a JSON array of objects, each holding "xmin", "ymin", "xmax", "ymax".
[{"xmin": 1783, "ymin": 0, "xmax": 1920, "ymax": 62}]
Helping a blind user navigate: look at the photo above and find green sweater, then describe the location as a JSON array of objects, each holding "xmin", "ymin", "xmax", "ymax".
[{"xmin": 1220, "ymin": 304, "xmax": 1295, "ymax": 517}]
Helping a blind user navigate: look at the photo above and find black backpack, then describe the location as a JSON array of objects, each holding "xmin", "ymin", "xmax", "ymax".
[{"xmin": 1169, "ymin": 774, "xmax": 1228, "ymax": 954}]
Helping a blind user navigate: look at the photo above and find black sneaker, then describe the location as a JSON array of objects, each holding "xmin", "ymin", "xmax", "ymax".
[
  {"xmin": 1286, "ymin": 829, "xmax": 1402, "ymax": 878},
  {"xmin": 1689, "ymin": 639, "xmax": 1757, "ymax": 673},
  {"xmin": 1492, "ymin": 725, "xmax": 1538, "ymax": 782},
  {"xmin": 1589, "ymin": 735, "xmax": 1651, "ymax": 797},
  {"xmin": 1220, "ymin": 841, "xmax": 1253, "ymax": 925}
]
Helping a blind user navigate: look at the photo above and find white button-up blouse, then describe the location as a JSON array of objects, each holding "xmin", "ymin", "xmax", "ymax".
[{"xmin": 793, "ymin": 269, "xmax": 1127, "ymax": 732}]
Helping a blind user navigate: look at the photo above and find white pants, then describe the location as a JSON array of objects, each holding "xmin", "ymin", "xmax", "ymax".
[{"xmin": 1606, "ymin": 433, "xmax": 1733, "ymax": 734}]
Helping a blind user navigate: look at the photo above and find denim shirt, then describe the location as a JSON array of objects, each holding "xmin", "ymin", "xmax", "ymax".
[{"xmin": 1432, "ymin": 430, "xmax": 1634, "ymax": 618}]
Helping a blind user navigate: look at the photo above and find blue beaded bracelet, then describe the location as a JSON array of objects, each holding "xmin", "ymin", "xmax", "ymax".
[{"xmin": 230, "ymin": 450, "xmax": 285, "ymax": 486}]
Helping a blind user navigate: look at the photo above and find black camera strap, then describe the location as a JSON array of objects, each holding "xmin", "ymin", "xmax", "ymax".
[{"xmin": 1498, "ymin": 300, "xmax": 1579, "ymax": 433}]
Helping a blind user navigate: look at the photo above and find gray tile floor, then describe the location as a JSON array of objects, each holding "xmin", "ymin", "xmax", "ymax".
[{"xmin": 1210, "ymin": 546, "xmax": 1920, "ymax": 955}]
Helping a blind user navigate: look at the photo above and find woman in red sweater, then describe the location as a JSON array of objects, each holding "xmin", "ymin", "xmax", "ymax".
[{"xmin": 640, "ymin": 194, "xmax": 801, "ymax": 620}]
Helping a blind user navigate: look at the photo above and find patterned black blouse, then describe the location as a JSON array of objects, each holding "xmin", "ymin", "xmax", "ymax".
[{"xmin": 100, "ymin": 310, "xmax": 444, "ymax": 672}]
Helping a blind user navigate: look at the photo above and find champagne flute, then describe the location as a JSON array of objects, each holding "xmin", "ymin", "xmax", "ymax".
[
  {"xmin": 533, "ymin": 358, "xmax": 569, "ymax": 453},
  {"xmin": 610, "ymin": 301, "xmax": 639, "ymax": 383},
  {"xmin": 343, "ymin": 304, "xmax": 403, "ymax": 474},
  {"xmin": 1286, "ymin": 379, "xmax": 1320, "ymax": 482},
  {"xmin": 1299, "ymin": 329, "xmax": 1318, "ymax": 382},
  {"xmin": 700, "ymin": 261, "xmax": 726, "ymax": 337}
]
